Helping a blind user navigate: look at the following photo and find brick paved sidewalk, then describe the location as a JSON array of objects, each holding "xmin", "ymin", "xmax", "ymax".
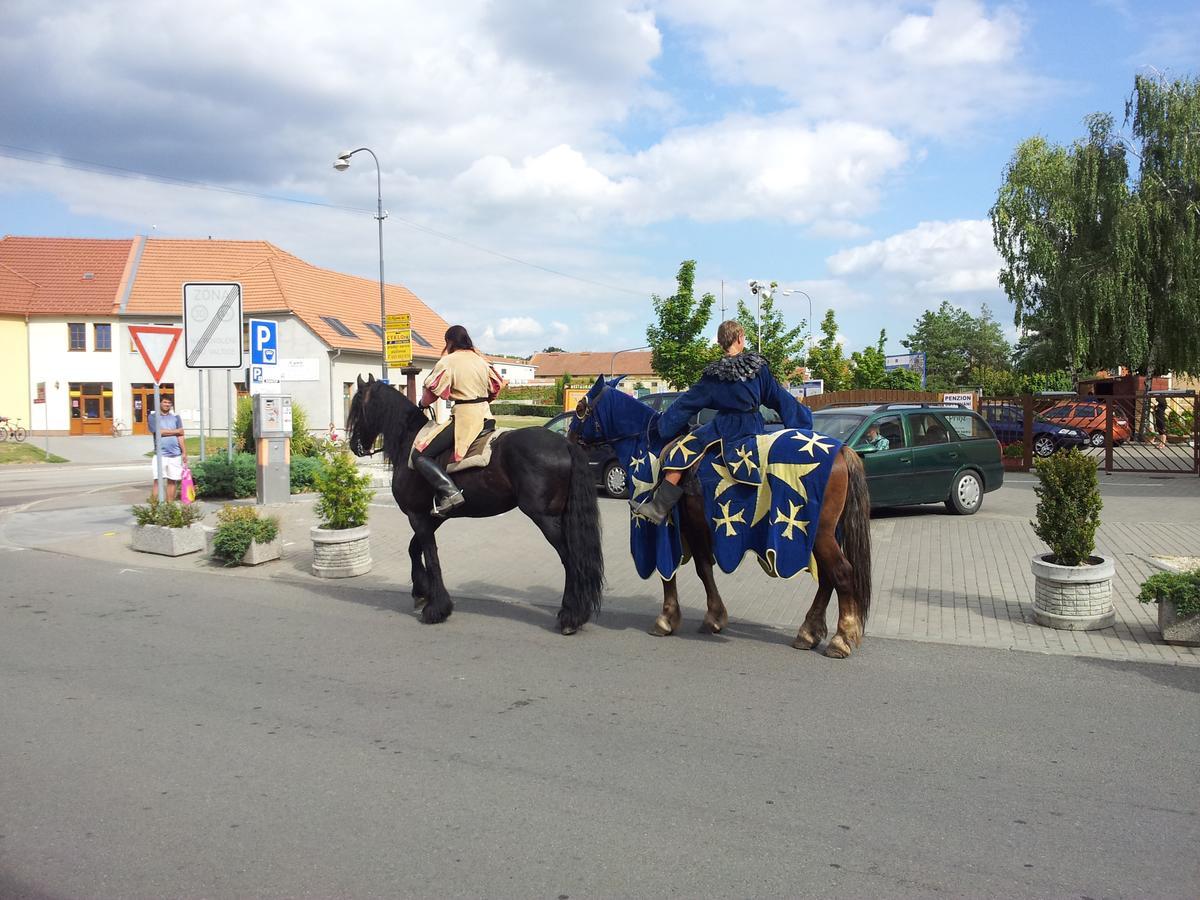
[{"xmin": 6, "ymin": 471, "xmax": 1197, "ymax": 667}]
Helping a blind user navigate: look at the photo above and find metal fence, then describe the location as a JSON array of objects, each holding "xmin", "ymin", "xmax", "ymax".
[{"xmin": 979, "ymin": 391, "xmax": 1199, "ymax": 475}]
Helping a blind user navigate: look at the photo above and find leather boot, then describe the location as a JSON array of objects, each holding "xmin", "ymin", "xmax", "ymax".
[
  {"xmin": 413, "ymin": 455, "xmax": 466, "ymax": 516},
  {"xmin": 629, "ymin": 479, "xmax": 684, "ymax": 526}
]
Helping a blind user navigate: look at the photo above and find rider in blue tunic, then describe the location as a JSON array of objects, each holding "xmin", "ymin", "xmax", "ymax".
[{"xmin": 631, "ymin": 319, "xmax": 813, "ymax": 524}]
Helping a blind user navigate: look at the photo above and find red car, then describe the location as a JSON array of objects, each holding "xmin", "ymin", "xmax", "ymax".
[{"xmin": 1041, "ymin": 400, "xmax": 1131, "ymax": 446}]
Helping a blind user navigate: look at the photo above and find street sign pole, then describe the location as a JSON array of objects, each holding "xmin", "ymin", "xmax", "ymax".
[
  {"xmin": 227, "ymin": 371, "xmax": 234, "ymax": 462},
  {"xmin": 198, "ymin": 371, "xmax": 205, "ymax": 462},
  {"xmin": 153, "ymin": 382, "xmax": 164, "ymax": 501}
]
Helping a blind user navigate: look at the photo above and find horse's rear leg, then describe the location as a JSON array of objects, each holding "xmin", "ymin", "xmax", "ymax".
[
  {"xmin": 793, "ymin": 566, "xmax": 833, "ymax": 650},
  {"xmin": 529, "ymin": 514, "xmax": 588, "ymax": 635},
  {"xmin": 812, "ymin": 533, "xmax": 863, "ymax": 658}
]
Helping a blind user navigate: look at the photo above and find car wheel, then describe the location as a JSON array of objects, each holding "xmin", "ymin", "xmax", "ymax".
[
  {"xmin": 1033, "ymin": 435, "xmax": 1056, "ymax": 457},
  {"xmin": 1089, "ymin": 430, "xmax": 1105, "ymax": 447},
  {"xmin": 945, "ymin": 470, "xmax": 983, "ymax": 516},
  {"xmin": 602, "ymin": 462, "xmax": 628, "ymax": 499}
]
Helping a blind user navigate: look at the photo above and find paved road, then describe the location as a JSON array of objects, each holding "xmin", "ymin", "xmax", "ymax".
[{"xmin": 2, "ymin": 550, "xmax": 1197, "ymax": 899}]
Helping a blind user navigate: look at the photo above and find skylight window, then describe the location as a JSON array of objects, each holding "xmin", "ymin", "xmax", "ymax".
[
  {"xmin": 411, "ymin": 329, "xmax": 432, "ymax": 348},
  {"xmin": 320, "ymin": 316, "xmax": 358, "ymax": 338},
  {"xmin": 364, "ymin": 322, "xmax": 384, "ymax": 339}
]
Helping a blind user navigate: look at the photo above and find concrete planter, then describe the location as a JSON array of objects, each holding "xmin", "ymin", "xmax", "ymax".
[
  {"xmin": 1155, "ymin": 599, "xmax": 1200, "ymax": 647},
  {"xmin": 204, "ymin": 527, "xmax": 282, "ymax": 566},
  {"xmin": 1031, "ymin": 553, "xmax": 1115, "ymax": 631},
  {"xmin": 131, "ymin": 523, "xmax": 206, "ymax": 557},
  {"xmin": 311, "ymin": 525, "xmax": 371, "ymax": 578}
]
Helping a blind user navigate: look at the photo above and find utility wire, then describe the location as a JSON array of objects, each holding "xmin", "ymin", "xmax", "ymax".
[{"xmin": 0, "ymin": 143, "xmax": 645, "ymax": 297}]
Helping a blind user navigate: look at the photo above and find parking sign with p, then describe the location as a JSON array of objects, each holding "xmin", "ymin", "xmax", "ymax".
[{"xmin": 249, "ymin": 319, "xmax": 278, "ymax": 366}]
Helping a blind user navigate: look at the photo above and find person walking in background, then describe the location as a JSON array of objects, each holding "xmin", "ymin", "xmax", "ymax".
[
  {"xmin": 1153, "ymin": 397, "xmax": 1168, "ymax": 449},
  {"xmin": 148, "ymin": 396, "xmax": 187, "ymax": 500}
]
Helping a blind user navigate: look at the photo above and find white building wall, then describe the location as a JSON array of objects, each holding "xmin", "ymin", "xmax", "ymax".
[{"xmin": 28, "ymin": 318, "xmax": 122, "ymax": 432}]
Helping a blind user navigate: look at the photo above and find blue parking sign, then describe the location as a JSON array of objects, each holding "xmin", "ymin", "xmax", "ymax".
[{"xmin": 249, "ymin": 319, "xmax": 278, "ymax": 366}]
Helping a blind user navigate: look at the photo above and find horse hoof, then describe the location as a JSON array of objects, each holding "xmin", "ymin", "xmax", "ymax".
[
  {"xmin": 824, "ymin": 635, "xmax": 853, "ymax": 659},
  {"xmin": 699, "ymin": 619, "xmax": 723, "ymax": 634},
  {"xmin": 792, "ymin": 626, "xmax": 823, "ymax": 650},
  {"xmin": 560, "ymin": 625, "xmax": 578, "ymax": 636},
  {"xmin": 413, "ymin": 595, "xmax": 428, "ymax": 611},
  {"xmin": 649, "ymin": 615, "xmax": 676, "ymax": 636}
]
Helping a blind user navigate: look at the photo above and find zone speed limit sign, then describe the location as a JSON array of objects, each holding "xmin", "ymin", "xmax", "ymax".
[{"xmin": 183, "ymin": 282, "xmax": 244, "ymax": 368}]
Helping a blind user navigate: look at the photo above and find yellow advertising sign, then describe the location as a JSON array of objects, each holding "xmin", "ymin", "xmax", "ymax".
[{"xmin": 385, "ymin": 313, "xmax": 412, "ymax": 367}]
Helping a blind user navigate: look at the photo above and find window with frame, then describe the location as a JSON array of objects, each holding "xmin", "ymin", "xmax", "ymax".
[
  {"xmin": 94, "ymin": 323, "xmax": 112, "ymax": 352},
  {"xmin": 943, "ymin": 412, "xmax": 993, "ymax": 440},
  {"xmin": 68, "ymin": 322, "xmax": 86, "ymax": 351}
]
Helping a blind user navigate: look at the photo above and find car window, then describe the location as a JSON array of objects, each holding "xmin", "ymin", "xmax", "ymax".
[
  {"xmin": 854, "ymin": 413, "xmax": 903, "ymax": 451},
  {"xmin": 760, "ymin": 405, "xmax": 781, "ymax": 425},
  {"xmin": 909, "ymin": 412, "xmax": 950, "ymax": 445},
  {"xmin": 943, "ymin": 412, "xmax": 993, "ymax": 440},
  {"xmin": 1077, "ymin": 404, "xmax": 1098, "ymax": 417},
  {"xmin": 545, "ymin": 414, "xmax": 570, "ymax": 436},
  {"xmin": 810, "ymin": 411, "xmax": 866, "ymax": 442}
]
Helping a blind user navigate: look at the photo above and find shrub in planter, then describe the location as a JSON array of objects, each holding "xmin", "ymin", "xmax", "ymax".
[
  {"xmin": 311, "ymin": 449, "xmax": 374, "ymax": 578},
  {"xmin": 130, "ymin": 497, "xmax": 206, "ymax": 556},
  {"xmin": 132, "ymin": 497, "xmax": 206, "ymax": 528},
  {"xmin": 1137, "ymin": 568, "xmax": 1200, "ymax": 646},
  {"xmin": 1029, "ymin": 449, "xmax": 1114, "ymax": 630},
  {"xmin": 1003, "ymin": 443, "xmax": 1024, "ymax": 459},
  {"xmin": 211, "ymin": 504, "xmax": 280, "ymax": 567}
]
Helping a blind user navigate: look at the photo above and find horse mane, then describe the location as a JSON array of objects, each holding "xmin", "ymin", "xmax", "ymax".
[{"xmin": 364, "ymin": 384, "xmax": 429, "ymax": 467}]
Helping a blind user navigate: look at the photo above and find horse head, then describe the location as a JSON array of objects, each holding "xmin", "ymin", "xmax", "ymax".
[
  {"xmin": 346, "ymin": 373, "xmax": 382, "ymax": 457},
  {"xmin": 570, "ymin": 375, "xmax": 655, "ymax": 448}
]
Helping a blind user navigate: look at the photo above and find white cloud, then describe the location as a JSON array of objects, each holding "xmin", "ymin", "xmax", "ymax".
[
  {"xmin": 826, "ymin": 219, "xmax": 1001, "ymax": 294},
  {"xmin": 495, "ymin": 317, "xmax": 546, "ymax": 338}
]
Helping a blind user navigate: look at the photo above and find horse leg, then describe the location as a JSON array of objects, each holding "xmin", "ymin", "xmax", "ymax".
[
  {"xmin": 680, "ymin": 493, "xmax": 727, "ymax": 634},
  {"xmin": 409, "ymin": 521, "xmax": 445, "ymax": 610},
  {"xmin": 793, "ymin": 566, "xmax": 833, "ymax": 650},
  {"xmin": 818, "ymin": 535, "xmax": 862, "ymax": 659},
  {"xmin": 528, "ymin": 513, "xmax": 586, "ymax": 635},
  {"xmin": 408, "ymin": 512, "xmax": 453, "ymax": 624},
  {"xmin": 650, "ymin": 576, "xmax": 682, "ymax": 636}
]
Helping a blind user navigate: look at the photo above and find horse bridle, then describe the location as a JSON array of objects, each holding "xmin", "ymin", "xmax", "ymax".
[{"xmin": 572, "ymin": 384, "xmax": 655, "ymax": 447}]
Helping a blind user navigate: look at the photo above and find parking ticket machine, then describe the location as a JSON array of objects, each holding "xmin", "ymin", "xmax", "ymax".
[{"xmin": 253, "ymin": 394, "xmax": 292, "ymax": 505}]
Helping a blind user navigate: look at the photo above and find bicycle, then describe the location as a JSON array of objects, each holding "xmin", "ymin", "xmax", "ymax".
[
  {"xmin": 0, "ymin": 416, "xmax": 28, "ymax": 442},
  {"xmin": 112, "ymin": 419, "xmax": 127, "ymax": 437}
]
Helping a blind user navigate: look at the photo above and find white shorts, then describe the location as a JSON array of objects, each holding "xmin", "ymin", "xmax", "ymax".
[{"xmin": 151, "ymin": 455, "xmax": 184, "ymax": 481}]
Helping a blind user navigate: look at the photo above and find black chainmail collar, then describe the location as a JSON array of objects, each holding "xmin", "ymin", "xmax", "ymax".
[{"xmin": 703, "ymin": 351, "xmax": 766, "ymax": 382}]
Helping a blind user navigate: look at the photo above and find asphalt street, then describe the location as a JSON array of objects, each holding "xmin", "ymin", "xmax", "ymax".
[{"xmin": 2, "ymin": 549, "xmax": 1197, "ymax": 899}]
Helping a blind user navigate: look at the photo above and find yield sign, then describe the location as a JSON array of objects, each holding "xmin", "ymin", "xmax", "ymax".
[{"xmin": 129, "ymin": 325, "xmax": 182, "ymax": 383}]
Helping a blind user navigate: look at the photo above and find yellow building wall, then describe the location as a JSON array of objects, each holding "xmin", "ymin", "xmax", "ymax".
[{"xmin": 0, "ymin": 317, "xmax": 30, "ymax": 428}]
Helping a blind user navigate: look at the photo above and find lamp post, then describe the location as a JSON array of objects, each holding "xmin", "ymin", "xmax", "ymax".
[
  {"xmin": 334, "ymin": 148, "xmax": 389, "ymax": 383},
  {"xmin": 610, "ymin": 345, "xmax": 652, "ymax": 388}
]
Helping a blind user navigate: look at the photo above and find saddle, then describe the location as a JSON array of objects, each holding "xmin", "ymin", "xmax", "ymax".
[{"xmin": 408, "ymin": 420, "xmax": 505, "ymax": 473}]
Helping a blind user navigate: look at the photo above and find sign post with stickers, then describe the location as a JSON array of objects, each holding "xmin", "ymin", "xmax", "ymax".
[
  {"xmin": 385, "ymin": 313, "xmax": 412, "ymax": 369},
  {"xmin": 184, "ymin": 282, "xmax": 244, "ymax": 462},
  {"xmin": 129, "ymin": 324, "xmax": 183, "ymax": 501}
]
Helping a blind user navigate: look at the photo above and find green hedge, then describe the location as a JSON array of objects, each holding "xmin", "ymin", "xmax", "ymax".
[
  {"xmin": 497, "ymin": 384, "xmax": 556, "ymax": 404},
  {"xmin": 191, "ymin": 453, "xmax": 258, "ymax": 498},
  {"xmin": 290, "ymin": 456, "xmax": 326, "ymax": 493},
  {"xmin": 490, "ymin": 402, "xmax": 558, "ymax": 417}
]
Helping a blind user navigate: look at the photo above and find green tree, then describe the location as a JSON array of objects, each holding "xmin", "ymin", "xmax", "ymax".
[
  {"xmin": 542, "ymin": 346, "xmax": 565, "ymax": 353},
  {"xmin": 806, "ymin": 309, "xmax": 851, "ymax": 392},
  {"xmin": 902, "ymin": 301, "xmax": 1011, "ymax": 390},
  {"xmin": 991, "ymin": 73, "xmax": 1200, "ymax": 380},
  {"xmin": 734, "ymin": 291, "xmax": 807, "ymax": 383},
  {"xmin": 850, "ymin": 330, "xmax": 888, "ymax": 389},
  {"xmin": 645, "ymin": 260, "xmax": 718, "ymax": 389}
]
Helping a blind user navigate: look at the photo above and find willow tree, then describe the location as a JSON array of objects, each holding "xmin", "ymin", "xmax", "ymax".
[{"xmin": 991, "ymin": 74, "xmax": 1200, "ymax": 381}]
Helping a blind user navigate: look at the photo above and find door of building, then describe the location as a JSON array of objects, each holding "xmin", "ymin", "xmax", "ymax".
[
  {"xmin": 131, "ymin": 384, "xmax": 174, "ymax": 435},
  {"xmin": 69, "ymin": 382, "xmax": 114, "ymax": 435}
]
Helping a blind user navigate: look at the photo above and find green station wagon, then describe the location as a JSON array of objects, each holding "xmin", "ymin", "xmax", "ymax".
[{"xmin": 811, "ymin": 404, "xmax": 1004, "ymax": 515}]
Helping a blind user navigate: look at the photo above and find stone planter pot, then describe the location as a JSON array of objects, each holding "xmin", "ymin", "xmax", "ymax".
[
  {"xmin": 1155, "ymin": 599, "xmax": 1200, "ymax": 646},
  {"xmin": 311, "ymin": 525, "xmax": 371, "ymax": 578},
  {"xmin": 131, "ymin": 523, "xmax": 206, "ymax": 557},
  {"xmin": 1031, "ymin": 553, "xmax": 1115, "ymax": 631},
  {"xmin": 204, "ymin": 527, "xmax": 282, "ymax": 566}
]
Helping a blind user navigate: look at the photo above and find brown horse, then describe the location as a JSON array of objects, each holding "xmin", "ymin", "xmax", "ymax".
[{"xmin": 572, "ymin": 379, "xmax": 871, "ymax": 658}]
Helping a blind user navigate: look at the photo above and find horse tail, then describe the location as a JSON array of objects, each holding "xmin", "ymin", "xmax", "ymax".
[
  {"xmin": 838, "ymin": 446, "xmax": 872, "ymax": 626},
  {"xmin": 563, "ymin": 442, "xmax": 605, "ymax": 623}
]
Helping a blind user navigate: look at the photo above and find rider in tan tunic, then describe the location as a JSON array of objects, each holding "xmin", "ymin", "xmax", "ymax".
[{"xmin": 414, "ymin": 325, "xmax": 505, "ymax": 515}]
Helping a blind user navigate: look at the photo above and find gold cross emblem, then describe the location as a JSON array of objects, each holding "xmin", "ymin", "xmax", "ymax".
[
  {"xmin": 713, "ymin": 501, "xmax": 746, "ymax": 537},
  {"xmin": 629, "ymin": 451, "xmax": 660, "ymax": 500},
  {"xmin": 672, "ymin": 435, "xmax": 700, "ymax": 464},
  {"xmin": 730, "ymin": 445, "xmax": 759, "ymax": 476},
  {"xmin": 772, "ymin": 500, "xmax": 809, "ymax": 540},
  {"xmin": 791, "ymin": 431, "xmax": 835, "ymax": 456}
]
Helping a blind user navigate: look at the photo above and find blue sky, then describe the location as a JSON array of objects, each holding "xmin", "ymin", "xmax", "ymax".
[{"xmin": 1, "ymin": 0, "xmax": 1197, "ymax": 359}]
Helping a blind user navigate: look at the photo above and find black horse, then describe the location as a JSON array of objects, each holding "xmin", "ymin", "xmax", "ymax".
[{"xmin": 346, "ymin": 374, "xmax": 604, "ymax": 633}]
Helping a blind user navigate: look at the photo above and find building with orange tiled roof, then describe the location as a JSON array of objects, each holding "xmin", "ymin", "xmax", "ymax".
[
  {"xmin": 527, "ymin": 350, "xmax": 669, "ymax": 394},
  {"xmin": 0, "ymin": 235, "xmax": 453, "ymax": 436}
]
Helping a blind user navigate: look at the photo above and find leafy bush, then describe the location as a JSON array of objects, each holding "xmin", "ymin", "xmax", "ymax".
[
  {"xmin": 490, "ymin": 401, "xmax": 557, "ymax": 417},
  {"xmin": 497, "ymin": 384, "xmax": 555, "ymax": 404},
  {"xmin": 314, "ymin": 449, "xmax": 373, "ymax": 530},
  {"xmin": 1137, "ymin": 568, "xmax": 1200, "ymax": 618},
  {"xmin": 131, "ymin": 497, "xmax": 205, "ymax": 528},
  {"xmin": 1003, "ymin": 442, "xmax": 1025, "ymax": 458},
  {"xmin": 1031, "ymin": 449, "xmax": 1102, "ymax": 566},
  {"xmin": 191, "ymin": 453, "xmax": 258, "ymax": 499},
  {"xmin": 235, "ymin": 396, "xmax": 254, "ymax": 452},
  {"xmin": 211, "ymin": 504, "xmax": 280, "ymax": 566},
  {"xmin": 290, "ymin": 455, "xmax": 326, "ymax": 493},
  {"xmin": 290, "ymin": 402, "xmax": 319, "ymax": 458},
  {"xmin": 1166, "ymin": 408, "xmax": 1194, "ymax": 438}
]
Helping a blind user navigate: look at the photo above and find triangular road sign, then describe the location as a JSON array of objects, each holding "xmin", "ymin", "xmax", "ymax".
[{"xmin": 129, "ymin": 325, "xmax": 183, "ymax": 383}]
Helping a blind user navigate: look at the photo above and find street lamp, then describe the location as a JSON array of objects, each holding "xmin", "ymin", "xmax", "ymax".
[
  {"xmin": 610, "ymin": 345, "xmax": 652, "ymax": 378},
  {"xmin": 334, "ymin": 148, "xmax": 389, "ymax": 383},
  {"xmin": 747, "ymin": 280, "xmax": 813, "ymax": 355}
]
